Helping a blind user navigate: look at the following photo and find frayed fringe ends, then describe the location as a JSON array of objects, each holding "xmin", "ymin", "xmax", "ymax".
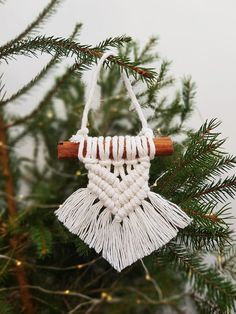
[{"xmin": 55, "ymin": 189, "xmax": 192, "ymax": 272}]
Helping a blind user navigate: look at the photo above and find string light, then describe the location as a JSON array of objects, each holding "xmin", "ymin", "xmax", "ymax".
[
  {"xmin": 77, "ymin": 264, "xmax": 83, "ymax": 269},
  {"xmin": 101, "ymin": 292, "xmax": 108, "ymax": 299},
  {"xmin": 157, "ymin": 127, "xmax": 162, "ymax": 135},
  {"xmin": 188, "ymin": 270, "xmax": 192, "ymax": 279},
  {"xmin": 141, "ymin": 259, "xmax": 163, "ymax": 299},
  {"xmin": 46, "ymin": 110, "xmax": 53, "ymax": 119},
  {"xmin": 107, "ymin": 295, "xmax": 112, "ymax": 302},
  {"xmin": 41, "ymin": 248, "xmax": 48, "ymax": 255},
  {"xmin": 217, "ymin": 255, "xmax": 222, "ymax": 264},
  {"xmin": 16, "ymin": 260, "xmax": 22, "ymax": 266},
  {"xmin": 75, "ymin": 170, "xmax": 81, "ymax": 176},
  {"xmin": 64, "ymin": 289, "xmax": 70, "ymax": 294},
  {"xmin": 101, "ymin": 292, "xmax": 112, "ymax": 301},
  {"xmin": 136, "ymin": 299, "xmax": 141, "ymax": 304}
]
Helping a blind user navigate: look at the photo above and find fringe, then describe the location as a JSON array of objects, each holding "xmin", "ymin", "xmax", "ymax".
[{"xmin": 55, "ymin": 189, "xmax": 192, "ymax": 272}]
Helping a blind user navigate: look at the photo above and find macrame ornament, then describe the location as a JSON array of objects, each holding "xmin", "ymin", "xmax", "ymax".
[{"xmin": 55, "ymin": 52, "xmax": 192, "ymax": 271}]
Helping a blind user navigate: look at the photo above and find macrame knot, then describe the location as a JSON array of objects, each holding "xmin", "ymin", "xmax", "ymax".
[
  {"xmin": 99, "ymin": 160, "xmax": 112, "ymax": 167},
  {"xmin": 56, "ymin": 52, "xmax": 192, "ymax": 272},
  {"xmin": 139, "ymin": 127, "xmax": 154, "ymax": 138},
  {"xmin": 69, "ymin": 128, "xmax": 89, "ymax": 142}
]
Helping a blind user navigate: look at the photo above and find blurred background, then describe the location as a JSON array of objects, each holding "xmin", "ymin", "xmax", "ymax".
[
  {"xmin": 1, "ymin": 1, "xmax": 236, "ymax": 313},
  {"xmin": 1, "ymin": 0, "xmax": 236, "ymax": 154}
]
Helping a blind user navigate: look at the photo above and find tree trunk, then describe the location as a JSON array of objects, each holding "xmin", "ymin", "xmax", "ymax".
[{"xmin": 0, "ymin": 112, "xmax": 34, "ymax": 314}]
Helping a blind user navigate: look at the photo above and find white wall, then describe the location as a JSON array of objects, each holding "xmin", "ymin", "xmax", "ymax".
[{"xmin": 1, "ymin": 0, "xmax": 235, "ymax": 156}]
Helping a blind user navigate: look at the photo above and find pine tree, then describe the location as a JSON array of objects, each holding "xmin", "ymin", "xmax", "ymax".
[{"xmin": 0, "ymin": 1, "xmax": 236, "ymax": 313}]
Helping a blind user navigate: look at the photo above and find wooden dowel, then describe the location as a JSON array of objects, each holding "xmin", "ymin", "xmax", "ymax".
[{"xmin": 58, "ymin": 137, "xmax": 173, "ymax": 159}]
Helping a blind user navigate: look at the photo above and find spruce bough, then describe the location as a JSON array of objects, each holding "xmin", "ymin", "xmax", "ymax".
[{"xmin": 0, "ymin": 1, "xmax": 235, "ymax": 313}]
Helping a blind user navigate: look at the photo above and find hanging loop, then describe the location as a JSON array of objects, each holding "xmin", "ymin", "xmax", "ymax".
[{"xmin": 70, "ymin": 51, "xmax": 153, "ymax": 142}]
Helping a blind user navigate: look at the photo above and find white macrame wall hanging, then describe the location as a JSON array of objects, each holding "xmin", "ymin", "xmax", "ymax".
[{"xmin": 55, "ymin": 52, "xmax": 192, "ymax": 272}]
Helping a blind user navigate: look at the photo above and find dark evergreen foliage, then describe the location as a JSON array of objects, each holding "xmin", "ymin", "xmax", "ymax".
[{"xmin": 0, "ymin": 1, "xmax": 235, "ymax": 313}]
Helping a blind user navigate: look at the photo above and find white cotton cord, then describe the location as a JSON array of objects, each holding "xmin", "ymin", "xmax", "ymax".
[
  {"xmin": 104, "ymin": 137, "xmax": 112, "ymax": 171},
  {"xmin": 81, "ymin": 51, "xmax": 114, "ymax": 131},
  {"xmin": 131, "ymin": 136, "xmax": 137, "ymax": 160},
  {"xmin": 125, "ymin": 136, "xmax": 132, "ymax": 172},
  {"xmin": 135, "ymin": 136, "xmax": 145, "ymax": 158},
  {"xmin": 69, "ymin": 51, "xmax": 114, "ymax": 142},
  {"xmin": 56, "ymin": 133, "xmax": 192, "ymax": 271},
  {"xmin": 56, "ymin": 53, "xmax": 193, "ymax": 272},
  {"xmin": 121, "ymin": 72, "xmax": 148, "ymax": 131},
  {"xmin": 78, "ymin": 136, "xmax": 85, "ymax": 162},
  {"xmin": 70, "ymin": 127, "xmax": 89, "ymax": 143},
  {"xmin": 85, "ymin": 137, "xmax": 92, "ymax": 159},
  {"xmin": 98, "ymin": 136, "xmax": 105, "ymax": 159},
  {"xmin": 112, "ymin": 136, "xmax": 119, "ymax": 177},
  {"xmin": 148, "ymin": 136, "xmax": 156, "ymax": 160},
  {"xmin": 91, "ymin": 137, "xmax": 98, "ymax": 161},
  {"xmin": 70, "ymin": 51, "xmax": 153, "ymax": 142},
  {"xmin": 118, "ymin": 136, "xmax": 126, "ymax": 179}
]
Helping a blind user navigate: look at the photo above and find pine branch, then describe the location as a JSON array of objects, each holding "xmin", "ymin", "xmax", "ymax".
[
  {"xmin": 139, "ymin": 36, "xmax": 159, "ymax": 61},
  {"xmin": 0, "ymin": 0, "xmax": 62, "ymax": 51},
  {"xmin": 0, "ymin": 295, "xmax": 15, "ymax": 314},
  {"xmin": 193, "ymin": 175, "xmax": 236, "ymax": 203},
  {"xmin": 69, "ymin": 23, "xmax": 83, "ymax": 42},
  {"xmin": 176, "ymin": 201, "xmax": 233, "ymax": 251},
  {"xmin": 183, "ymin": 202, "xmax": 233, "ymax": 226},
  {"xmin": 30, "ymin": 225, "xmax": 52, "ymax": 257},
  {"xmin": 144, "ymin": 60, "xmax": 174, "ymax": 106},
  {"xmin": 154, "ymin": 119, "xmax": 227, "ymax": 195},
  {"xmin": 177, "ymin": 224, "xmax": 231, "ymax": 250},
  {"xmin": 96, "ymin": 35, "xmax": 132, "ymax": 49},
  {"xmin": 190, "ymin": 293, "xmax": 223, "ymax": 314},
  {"xmin": 0, "ymin": 36, "xmax": 156, "ymax": 82},
  {"xmin": 180, "ymin": 76, "xmax": 196, "ymax": 124},
  {"xmin": 206, "ymin": 155, "xmax": 236, "ymax": 179},
  {"xmin": 0, "ymin": 23, "xmax": 83, "ymax": 106},
  {"xmin": 159, "ymin": 245, "xmax": 236, "ymax": 312},
  {"xmin": 4, "ymin": 64, "xmax": 80, "ymax": 129},
  {"xmin": 217, "ymin": 245, "xmax": 236, "ymax": 280}
]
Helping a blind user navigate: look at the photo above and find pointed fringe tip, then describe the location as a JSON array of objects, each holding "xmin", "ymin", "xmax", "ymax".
[{"xmin": 55, "ymin": 189, "xmax": 192, "ymax": 272}]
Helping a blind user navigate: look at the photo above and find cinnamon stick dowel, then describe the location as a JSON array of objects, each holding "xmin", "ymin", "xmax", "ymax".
[{"xmin": 58, "ymin": 137, "xmax": 173, "ymax": 159}]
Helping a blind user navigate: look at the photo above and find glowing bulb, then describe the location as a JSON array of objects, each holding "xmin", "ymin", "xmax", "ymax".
[
  {"xmin": 188, "ymin": 270, "xmax": 192, "ymax": 279},
  {"xmin": 101, "ymin": 292, "xmax": 108, "ymax": 299},
  {"xmin": 64, "ymin": 290, "xmax": 70, "ymax": 294},
  {"xmin": 46, "ymin": 111, "xmax": 53, "ymax": 119},
  {"xmin": 75, "ymin": 170, "xmax": 81, "ymax": 176},
  {"xmin": 136, "ymin": 299, "xmax": 141, "ymax": 304},
  {"xmin": 145, "ymin": 274, "xmax": 151, "ymax": 281},
  {"xmin": 16, "ymin": 260, "xmax": 22, "ymax": 266},
  {"xmin": 77, "ymin": 264, "xmax": 83, "ymax": 269},
  {"xmin": 217, "ymin": 255, "xmax": 222, "ymax": 264},
  {"xmin": 107, "ymin": 295, "xmax": 112, "ymax": 302}
]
